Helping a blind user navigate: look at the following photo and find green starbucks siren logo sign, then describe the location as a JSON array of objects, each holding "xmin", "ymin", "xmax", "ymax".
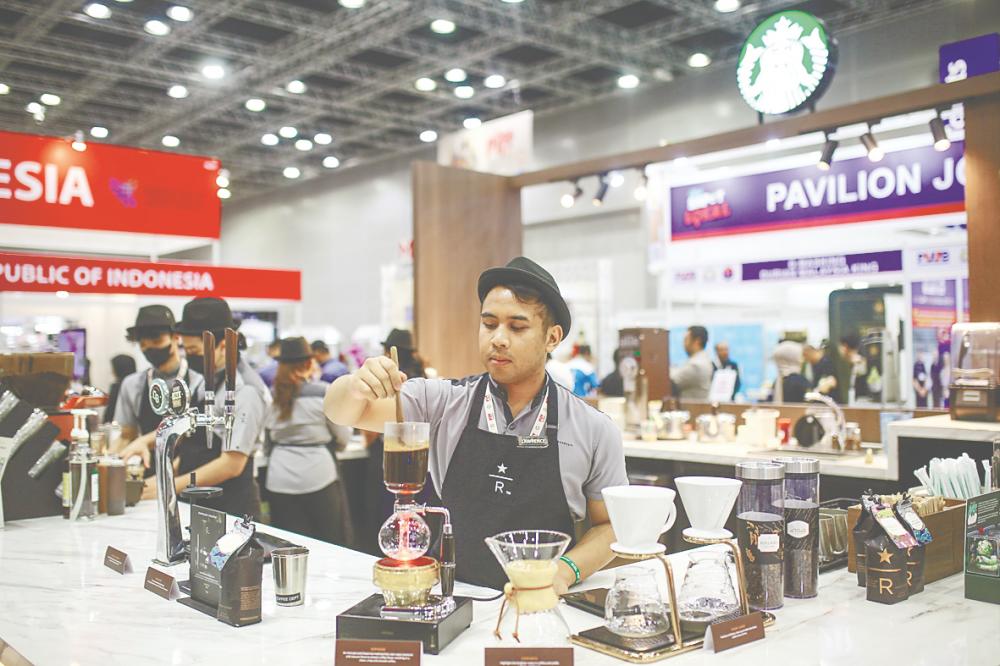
[{"xmin": 737, "ymin": 10, "xmax": 838, "ymax": 115}]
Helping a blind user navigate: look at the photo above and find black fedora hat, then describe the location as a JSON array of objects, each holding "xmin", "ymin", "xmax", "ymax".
[
  {"xmin": 276, "ymin": 337, "xmax": 313, "ymax": 363},
  {"xmin": 477, "ymin": 257, "xmax": 571, "ymax": 334},
  {"xmin": 126, "ymin": 304, "xmax": 175, "ymax": 341},
  {"xmin": 382, "ymin": 329, "xmax": 415, "ymax": 351},
  {"xmin": 175, "ymin": 297, "xmax": 237, "ymax": 336}
]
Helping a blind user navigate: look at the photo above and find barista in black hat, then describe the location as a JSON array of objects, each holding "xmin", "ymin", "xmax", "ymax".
[
  {"xmin": 326, "ymin": 257, "xmax": 627, "ymax": 592},
  {"xmin": 116, "ymin": 304, "xmax": 204, "ymax": 462},
  {"xmin": 131, "ymin": 297, "xmax": 270, "ymax": 518}
]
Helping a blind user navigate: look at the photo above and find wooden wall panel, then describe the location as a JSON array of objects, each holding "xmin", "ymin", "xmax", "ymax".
[
  {"xmin": 412, "ymin": 162, "xmax": 522, "ymax": 379},
  {"xmin": 964, "ymin": 94, "xmax": 1000, "ymax": 322}
]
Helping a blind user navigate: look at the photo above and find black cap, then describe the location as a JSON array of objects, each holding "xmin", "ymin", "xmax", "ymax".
[
  {"xmin": 175, "ymin": 297, "xmax": 237, "ymax": 336},
  {"xmin": 477, "ymin": 257, "xmax": 571, "ymax": 335},
  {"xmin": 126, "ymin": 304, "xmax": 175, "ymax": 341},
  {"xmin": 382, "ymin": 329, "xmax": 415, "ymax": 351},
  {"xmin": 276, "ymin": 337, "xmax": 313, "ymax": 363}
]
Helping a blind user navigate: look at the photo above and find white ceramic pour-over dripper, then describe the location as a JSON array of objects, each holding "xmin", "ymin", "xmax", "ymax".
[
  {"xmin": 602, "ymin": 485, "xmax": 677, "ymax": 556},
  {"xmin": 675, "ymin": 476, "xmax": 742, "ymax": 540}
]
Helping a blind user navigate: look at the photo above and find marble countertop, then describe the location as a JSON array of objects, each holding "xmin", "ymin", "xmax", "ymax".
[
  {"xmin": 622, "ymin": 436, "xmax": 892, "ymax": 481},
  {"xmin": 2, "ymin": 502, "xmax": 998, "ymax": 665}
]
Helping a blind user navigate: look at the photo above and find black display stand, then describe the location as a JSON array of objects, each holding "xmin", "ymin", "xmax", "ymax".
[{"xmin": 336, "ymin": 595, "xmax": 473, "ymax": 655}]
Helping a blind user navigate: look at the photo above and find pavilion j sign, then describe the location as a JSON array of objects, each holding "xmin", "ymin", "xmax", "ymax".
[
  {"xmin": 737, "ymin": 10, "xmax": 837, "ymax": 116},
  {"xmin": 670, "ymin": 141, "xmax": 965, "ymax": 240}
]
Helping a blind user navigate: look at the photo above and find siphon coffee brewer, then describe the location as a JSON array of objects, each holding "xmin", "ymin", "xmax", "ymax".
[
  {"xmin": 773, "ymin": 457, "xmax": 820, "ymax": 599},
  {"xmin": 735, "ymin": 461, "xmax": 785, "ymax": 611}
]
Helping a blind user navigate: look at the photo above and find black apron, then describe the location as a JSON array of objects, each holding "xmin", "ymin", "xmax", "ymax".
[
  {"xmin": 177, "ymin": 372, "xmax": 260, "ymax": 520},
  {"xmin": 440, "ymin": 375, "xmax": 575, "ymax": 590}
]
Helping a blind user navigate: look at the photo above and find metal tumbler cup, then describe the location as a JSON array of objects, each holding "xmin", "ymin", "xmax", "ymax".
[{"xmin": 272, "ymin": 546, "xmax": 309, "ymax": 607}]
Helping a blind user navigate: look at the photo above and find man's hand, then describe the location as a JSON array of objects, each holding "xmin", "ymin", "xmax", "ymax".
[
  {"xmin": 119, "ymin": 431, "xmax": 156, "ymax": 468},
  {"xmin": 350, "ymin": 356, "xmax": 407, "ymax": 401}
]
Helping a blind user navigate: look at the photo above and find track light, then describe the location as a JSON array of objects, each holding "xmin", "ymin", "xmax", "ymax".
[
  {"xmin": 592, "ymin": 174, "xmax": 609, "ymax": 207},
  {"xmin": 930, "ymin": 113, "xmax": 950, "ymax": 152},
  {"xmin": 634, "ymin": 168, "xmax": 649, "ymax": 201},
  {"xmin": 860, "ymin": 129, "xmax": 883, "ymax": 162},
  {"xmin": 817, "ymin": 135, "xmax": 838, "ymax": 171},
  {"xmin": 560, "ymin": 181, "xmax": 583, "ymax": 208}
]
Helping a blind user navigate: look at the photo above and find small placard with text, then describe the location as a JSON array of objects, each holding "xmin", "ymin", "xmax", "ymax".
[
  {"xmin": 144, "ymin": 567, "xmax": 180, "ymax": 600},
  {"xmin": 485, "ymin": 647, "xmax": 574, "ymax": 666},
  {"xmin": 707, "ymin": 612, "xmax": 765, "ymax": 653},
  {"xmin": 103, "ymin": 546, "xmax": 133, "ymax": 574},
  {"xmin": 335, "ymin": 639, "xmax": 421, "ymax": 665}
]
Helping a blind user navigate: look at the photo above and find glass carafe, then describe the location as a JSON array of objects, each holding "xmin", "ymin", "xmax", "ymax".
[
  {"xmin": 605, "ymin": 564, "xmax": 671, "ymax": 638},
  {"xmin": 486, "ymin": 530, "xmax": 572, "ymax": 645},
  {"xmin": 677, "ymin": 550, "xmax": 740, "ymax": 637}
]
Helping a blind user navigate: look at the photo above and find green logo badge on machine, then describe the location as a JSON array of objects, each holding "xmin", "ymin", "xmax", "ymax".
[{"xmin": 736, "ymin": 10, "xmax": 837, "ymax": 115}]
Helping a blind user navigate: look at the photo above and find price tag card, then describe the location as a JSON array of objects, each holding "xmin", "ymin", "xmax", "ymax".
[
  {"xmin": 707, "ymin": 612, "xmax": 765, "ymax": 653},
  {"xmin": 485, "ymin": 647, "xmax": 574, "ymax": 666},
  {"xmin": 103, "ymin": 546, "xmax": 133, "ymax": 574},
  {"xmin": 144, "ymin": 566, "xmax": 181, "ymax": 600},
  {"xmin": 335, "ymin": 639, "xmax": 421, "ymax": 665}
]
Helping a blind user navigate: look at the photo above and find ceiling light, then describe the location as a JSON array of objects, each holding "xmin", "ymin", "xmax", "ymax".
[
  {"xmin": 484, "ymin": 74, "xmax": 506, "ymax": 89},
  {"xmin": 245, "ymin": 98, "xmax": 266, "ymax": 112},
  {"xmin": 817, "ymin": 137, "xmax": 838, "ymax": 170},
  {"xmin": 89, "ymin": 126, "xmax": 109, "ymax": 139},
  {"xmin": 71, "ymin": 140, "xmax": 87, "ymax": 152},
  {"xmin": 40, "ymin": 93, "xmax": 61, "ymax": 106},
  {"xmin": 714, "ymin": 0, "xmax": 740, "ymax": 12},
  {"xmin": 0, "ymin": 83, "xmax": 9, "ymax": 95},
  {"xmin": 338, "ymin": 0, "xmax": 365, "ymax": 7},
  {"xmin": 634, "ymin": 170, "xmax": 649, "ymax": 202},
  {"xmin": 688, "ymin": 52, "xmax": 711, "ymax": 68},
  {"xmin": 314, "ymin": 133, "xmax": 332, "ymax": 145},
  {"xmin": 144, "ymin": 19, "xmax": 170, "ymax": 36},
  {"xmin": 283, "ymin": 167, "xmax": 301, "ymax": 179},
  {"xmin": 561, "ymin": 181, "xmax": 583, "ymax": 208},
  {"xmin": 322, "ymin": 156, "xmax": 341, "ymax": 169},
  {"xmin": 84, "ymin": 3, "xmax": 112, "ymax": 19},
  {"xmin": 216, "ymin": 174, "xmax": 230, "ymax": 188},
  {"xmin": 608, "ymin": 171, "xmax": 625, "ymax": 188},
  {"xmin": 419, "ymin": 130, "xmax": 438, "ymax": 143},
  {"xmin": 617, "ymin": 74, "xmax": 639, "ymax": 89},
  {"xmin": 930, "ymin": 115, "xmax": 951, "ymax": 152},
  {"xmin": 261, "ymin": 133, "xmax": 279, "ymax": 146},
  {"xmin": 161, "ymin": 135, "xmax": 180, "ymax": 148},
  {"xmin": 501, "ymin": 0, "xmax": 525, "ymax": 3},
  {"xmin": 454, "ymin": 85, "xmax": 474, "ymax": 99},
  {"xmin": 202, "ymin": 64, "xmax": 226, "ymax": 80},
  {"xmin": 166, "ymin": 5, "xmax": 193, "ymax": 21},
  {"xmin": 167, "ymin": 84, "xmax": 188, "ymax": 99},
  {"xmin": 430, "ymin": 19, "xmax": 456, "ymax": 34},
  {"xmin": 217, "ymin": 188, "xmax": 231, "ymax": 199},
  {"xmin": 860, "ymin": 131, "xmax": 883, "ymax": 162},
  {"xmin": 463, "ymin": 117, "xmax": 482, "ymax": 130},
  {"xmin": 286, "ymin": 79, "xmax": 307, "ymax": 94},
  {"xmin": 414, "ymin": 77, "xmax": 437, "ymax": 92},
  {"xmin": 26, "ymin": 102, "xmax": 43, "ymax": 114},
  {"xmin": 592, "ymin": 174, "xmax": 609, "ymax": 207},
  {"xmin": 295, "ymin": 139, "xmax": 313, "ymax": 151},
  {"xmin": 444, "ymin": 68, "xmax": 467, "ymax": 83},
  {"xmin": 279, "ymin": 126, "xmax": 298, "ymax": 138}
]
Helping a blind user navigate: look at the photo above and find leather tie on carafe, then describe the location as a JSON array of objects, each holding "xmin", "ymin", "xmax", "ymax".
[{"xmin": 493, "ymin": 582, "xmax": 555, "ymax": 643}]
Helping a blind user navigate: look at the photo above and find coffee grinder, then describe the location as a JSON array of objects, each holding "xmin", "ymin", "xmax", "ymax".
[{"xmin": 336, "ymin": 420, "xmax": 473, "ymax": 654}]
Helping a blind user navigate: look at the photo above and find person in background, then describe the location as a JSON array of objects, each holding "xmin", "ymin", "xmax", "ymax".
[
  {"xmin": 103, "ymin": 354, "xmax": 136, "ymax": 424},
  {"xmin": 913, "ymin": 352, "xmax": 931, "ymax": 407},
  {"xmin": 771, "ymin": 340, "xmax": 811, "ymax": 403},
  {"xmin": 257, "ymin": 339, "xmax": 281, "ymax": 387},
  {"xmin": 545, "ymin": 348, "xmax": 575, "ymax": 390},
  {"xmin": 803, "ymin": 341, "xmax": 837, "ymax": 397},
  {"xmin": 265, "ymin": 337, "xmax": 353, "ymax": 545},
  {"xmin": 838, "ymin": 333, "xmax": 864, "ymax": 404},
  {"xmin": 115, "ymin": 305, "xmax": 204, "ymax": 455},
  {"xmin": 312, "ymin": 340, "xmax": 350, "ymax": 383},
  {"xmin": 598, "ymin": 348, "xmax": 625, "ymax": 397},
  {"xmin": 712, "ymin": 341, "xmax": 741, "ymax": 399},
  {"xmin": 568, "ymin": 345, "xmax": 600, "ymax": 397},
  {"xmin": 670, "ymin": 325, "xmax": 713, "ymax": 401}
]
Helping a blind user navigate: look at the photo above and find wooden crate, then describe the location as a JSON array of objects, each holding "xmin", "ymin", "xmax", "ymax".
[{"xmin": 847, "ymin": 498, "xmax": 966, "ymax": 584}]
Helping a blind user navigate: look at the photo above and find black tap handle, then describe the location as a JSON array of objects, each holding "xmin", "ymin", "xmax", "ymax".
[
  {"xmin": 225, "ymin": 329, "xmax": 238, "ymax": 393},
  {"xmin": 202, "ymin": 331, "xmax": 216, "ymax": 382}
]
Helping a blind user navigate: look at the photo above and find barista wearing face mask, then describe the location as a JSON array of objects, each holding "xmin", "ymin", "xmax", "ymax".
[{"xmin": 115, "ymin": 305, "xmax": 204, "ymax": 460}]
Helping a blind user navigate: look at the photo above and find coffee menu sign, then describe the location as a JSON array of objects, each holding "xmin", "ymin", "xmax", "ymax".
[
  {"xmin": 0, "ymin": 129, "xmax": 221, "ymax": 238},
  {"xmin": 0, "ymin": 251, "xmax": 301, "ymax": 300},
  {"xmin": 670, "ymin": 141, "xmax": 965, "ymax": 240}
]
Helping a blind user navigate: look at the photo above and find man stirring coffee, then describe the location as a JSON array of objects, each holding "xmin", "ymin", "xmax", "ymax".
[{"xmin": 325, "ymin": 257, "xmax": 627, "ymax": 592}]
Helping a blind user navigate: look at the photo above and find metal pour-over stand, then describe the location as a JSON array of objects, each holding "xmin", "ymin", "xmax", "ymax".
[{"xmin": 571, "ymin": 534, "xmax": 776, "ymax": 663}]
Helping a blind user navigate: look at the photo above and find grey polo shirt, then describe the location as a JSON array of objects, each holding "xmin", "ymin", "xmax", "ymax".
[
  {"xmin": 401, "ymin": 373, "xmax": 627, "ymax": 522},
  {"xmin": 114, "ymin": 363, "xmax": 205, "ymax": 434},
  {"xmin": 205, "ymin": 358, "xmax": 271, "ymax": 457}
]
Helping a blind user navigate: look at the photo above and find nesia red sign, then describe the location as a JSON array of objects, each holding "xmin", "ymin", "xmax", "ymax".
[
  {"xmin": 0, "ymin": 130, "xmax": 221, "ymax": 238},
  {"xmin": 0, "ymin": 252, "xmax": 300, "ymax": 300}
]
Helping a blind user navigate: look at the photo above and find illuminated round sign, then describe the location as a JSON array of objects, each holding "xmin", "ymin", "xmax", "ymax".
[{"xmin": 736, "ymin": 10, "xmax": 837, "ymax": 116}]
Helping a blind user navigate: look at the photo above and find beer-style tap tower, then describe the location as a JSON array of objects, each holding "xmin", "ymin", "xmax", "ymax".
[{"xmin": 150, "ymin": 329, "xmax": 237, "ymax": 565}]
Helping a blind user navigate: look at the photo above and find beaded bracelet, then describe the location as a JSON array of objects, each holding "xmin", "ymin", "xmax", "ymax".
[{"xmin": 559, "ymin": 555, "xmax": 581, "ymax": 585}]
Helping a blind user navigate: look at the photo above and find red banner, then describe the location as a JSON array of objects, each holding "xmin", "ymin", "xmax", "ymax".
[
  {"xmin": 0, "ymin": 130, "xmax": 221, "ymax": 238},
  {"xmin": 0, "ymin": 252, "xmax": 300, "ymax": 301}
]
